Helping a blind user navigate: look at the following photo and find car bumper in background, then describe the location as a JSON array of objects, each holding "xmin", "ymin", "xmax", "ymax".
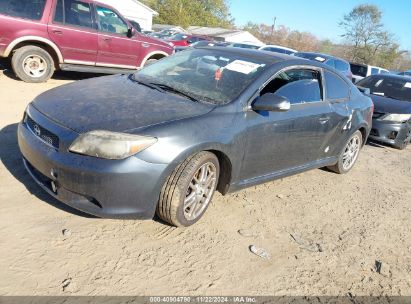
[
  {"xmin": 369, "ymin": 119, "xmax": 411, "ymax": 148},
  {"xmin": 17, "ymin": 107, "xmax": 169, "ymax": 219}
]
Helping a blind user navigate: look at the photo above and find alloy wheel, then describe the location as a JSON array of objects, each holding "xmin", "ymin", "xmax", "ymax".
[
  {"xmin": 183, "ymin": 162, "xmax": 217, "ymax": 221},
  {"xmin": 342, "ymin": 134, "xmax": 361, "ymax": 171}
]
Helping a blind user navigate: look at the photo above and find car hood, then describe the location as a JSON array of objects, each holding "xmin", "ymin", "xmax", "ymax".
[
  {"xmin": 371, "ymin": 94, "xmax": 411, "ymax": 114},
  {"xmin": 31, "ymin": 74, "xmax": 215, "ymax": 133}
]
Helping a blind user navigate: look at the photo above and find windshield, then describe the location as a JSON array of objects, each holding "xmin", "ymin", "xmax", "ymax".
[
  {"xmin": 134, "ymin": 49, "xmax": 269, "ymax": 105},
  {"xmin": 350, "ymin": 64, "xmax": 367, "ymax": 77},
  {"xmin": 357, "ymin": 76, "xmax": 411, "ymax": 102}
]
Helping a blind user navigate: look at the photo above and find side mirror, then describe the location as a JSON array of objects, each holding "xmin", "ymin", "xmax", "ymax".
[
  {"xmin": 252, "ymin": 93, "xmax": 291, "ymax": 112},
  {"xmin": 356, "ymin": 85, "xmax": 370, "ymax": 95},
  {"xmin": 127, "ymin": 28, "xmax": 134, "ymax": 38}
]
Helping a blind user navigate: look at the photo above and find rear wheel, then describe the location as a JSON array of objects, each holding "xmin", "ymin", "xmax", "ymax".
[
  {"xmin": 11, "ymin": 46, "xmax": 55, "ymax": 83},
  {"xmin": 156, "ymin": 152, "xmax": 219, "ymax": 227},
  {"xmin": 328, "ymin": 130, "xmax": 362, "ymax": 174}
]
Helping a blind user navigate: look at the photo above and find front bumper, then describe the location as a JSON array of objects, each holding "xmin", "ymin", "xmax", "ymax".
[
  {"xmin": 18, "ymin": 106, "xmax": 169, "ymax": 219},
  {"xmin": 369, "ymin": 119, "xmax": 411, "ymax": 148}
]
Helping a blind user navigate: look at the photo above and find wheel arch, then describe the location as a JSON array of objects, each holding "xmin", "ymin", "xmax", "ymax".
[
  {"xmin": 158, "ymin": 144, "xmax": 234, "ymax": 197},
  {"xmin": 140, "ymin": 51, "xmax": 169, "ymax": 68},
  {"xmin": 5, "ymin": 36, "xmax": 63, "ymax": 67},
  {"xmin": 207, "ymin": 149, "xmax": 232, "ymax": 195}
]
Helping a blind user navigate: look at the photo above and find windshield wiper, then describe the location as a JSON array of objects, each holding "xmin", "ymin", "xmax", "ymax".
[
  {"xmin": 149, "ymin": 83, "xmax": 199, "ymax": 102},
  {"xmin": 129, "ymin": 75, "xmax": 165, "ymax": 93}
]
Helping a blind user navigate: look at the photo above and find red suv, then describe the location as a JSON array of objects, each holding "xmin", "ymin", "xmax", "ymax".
[{"xmin": 0, "ymin": 0, "xmax": 174, "ymax": 83}]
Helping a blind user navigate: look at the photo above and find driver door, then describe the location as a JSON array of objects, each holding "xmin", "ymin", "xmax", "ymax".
[
  {"xmin": 240, "ymin": 67, "xmax": 334, "ymax": 181},
  {"xmin": 95, "ymin": 5, "xmax": 139, "ymax": 69}
]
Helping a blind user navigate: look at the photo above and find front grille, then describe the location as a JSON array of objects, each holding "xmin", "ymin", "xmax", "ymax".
[
  {"xmin": 373, "ymin": 111, "xmax": 385, "ymax": 119},
  {"xmin": 25, "ymin": 115, "xmax": 60, "ymax": 149}
]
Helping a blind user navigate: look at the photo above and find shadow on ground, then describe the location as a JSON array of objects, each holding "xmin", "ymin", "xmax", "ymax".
[
  {"xmin": 0, "ymin": 58, "xmax": 104, "ymax": 82},
  {"xmin": 0, "ymin": 123, "xmax": 94, "ymax": 218}
]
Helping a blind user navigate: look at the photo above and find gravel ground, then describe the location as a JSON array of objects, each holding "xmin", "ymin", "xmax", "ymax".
[{"xmin": 1, "ymin": 64, "xmax": 411, "ymax": 296}]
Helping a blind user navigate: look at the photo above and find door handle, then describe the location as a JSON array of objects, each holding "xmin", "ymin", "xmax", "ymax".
[
  {"xmin": 52, "ymin": 29, "xmax": 63, "ymax": 35},
  {"xmin": 103, "ymin": 37, "xmax": 112, "ymax": 41}
]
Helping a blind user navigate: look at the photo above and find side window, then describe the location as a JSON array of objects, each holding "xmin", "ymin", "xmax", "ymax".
[
  {"xmin": 96, "ymin": 6, "xmax": 129, "ymax": 36},
  {"xmin": 324, "ymin": 70, "xmax": 350, "ymax": 100},
  {"xmin": 371, "ymin": 68, "xmax": 379, "ymax": 75},
  {"xmin": 0, "ymin": 0, "xmax": 46, "ymax": 20},
  {"xmin": 54, "ymin": 0, "xmax": 93, "ymax": 29},
  {"xmin": 335, "ymin": 60, "xmax": 349, "ymax": 72},
  {"xmin": 261, "ymin": 69, "xmax": 322, "ymax": 105}
]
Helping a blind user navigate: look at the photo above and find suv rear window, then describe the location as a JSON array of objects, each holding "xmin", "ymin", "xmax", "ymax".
[
  {"xmin": 0, "ymin": 0, "xmax": 46, "ymax": 20},
  {"xmin": 54, "ymin": 0, "xmax": 93, "ymax": 29}
]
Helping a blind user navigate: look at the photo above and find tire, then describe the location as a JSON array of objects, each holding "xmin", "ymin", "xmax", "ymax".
[
  {"xmin": 156, "ymin": 152, "xmax": 220, "ymax": 227},
  {"xmin": 328, "ymin": 130, "xmax": 363, "ymax": 174},
  {"xmin": 394, "ymin": 141, "xmax": 408, "ymax": 150},
  {"xmin": 11, "ymin": 46, "xmax": 55, "ymax": 83},
  {"xmin": 394, "ymin": 129, "xmax": 410, "ymax": 150}
]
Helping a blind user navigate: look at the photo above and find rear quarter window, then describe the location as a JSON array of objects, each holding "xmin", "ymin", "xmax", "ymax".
[
  {"xmin": 0, "ymin": 0, "xmax": 46, "ymax": 20},
  {"xmin": 325, "ymin": 70, "xmax": 350, "ymax": 100}
]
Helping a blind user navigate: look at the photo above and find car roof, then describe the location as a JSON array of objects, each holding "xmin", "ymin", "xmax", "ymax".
[
  {"xmin": 261, "ymin": 45, "xmax": 297, "ymax": 52},
  {"xmin": 198, "ymin": 46, "xmax": 322, "ymax": 66},
  {"xmin": 296, "ymin": 52, "xmax": 348, "ymax": 62}
]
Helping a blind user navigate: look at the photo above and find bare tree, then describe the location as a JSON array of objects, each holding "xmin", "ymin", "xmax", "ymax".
[{"xmin": 340, "ymin": 4, "xmax": 397, "ymax": 65}]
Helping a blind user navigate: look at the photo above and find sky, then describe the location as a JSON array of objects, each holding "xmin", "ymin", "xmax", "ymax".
[{"xmin": 230, "ymin": 0, "xmax": 411, "ymax": 50}]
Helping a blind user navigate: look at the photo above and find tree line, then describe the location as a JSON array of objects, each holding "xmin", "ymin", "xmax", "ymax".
[{"xmin": 141, "ymin": 0, "xmax": 410, "ymax": 70}]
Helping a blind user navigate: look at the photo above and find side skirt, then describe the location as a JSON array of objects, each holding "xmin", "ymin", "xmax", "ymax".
[
  {"xmin": 59, "ymin": 64, "xmax": 137, "ymax": 75},
  {"xmin": 228, "ymin": 156, "xmax": 337, "ymax": 193}
]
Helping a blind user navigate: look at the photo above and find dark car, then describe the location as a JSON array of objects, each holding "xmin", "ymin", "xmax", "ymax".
[
  {"xmin": 294, "ymin": 52, "xmax": 353, "ymax": 81},
  {"xmin": 357, "ymin": 74, "xmax": 411, "ymax": 149},
  {"xmin": 397, "ymin": 71, "xmax": 411, "ymax": 77},
  {"xmin": 18, "ymin": 47, "xmax": 373, "ymax": 227}
]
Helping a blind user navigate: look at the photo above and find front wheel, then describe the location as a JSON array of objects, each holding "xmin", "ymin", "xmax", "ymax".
[
  {"xmin": 156, "ymin": 152, "xmax": 220, "ymax": 227},
  {"xmin": 394, "ymin": 129, "xmax": 410, "ymax": 150},
  {"xmin": 11, "ymin": 46, "xmax": 55, "ymax": 83},
  {"xmin": 328, "ymin": 130, "xmax": 363, "ymax": 174}
]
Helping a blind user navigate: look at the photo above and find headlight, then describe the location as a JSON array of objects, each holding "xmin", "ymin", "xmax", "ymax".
[
  {"xmin": 69, "ymin": 130, "xmax": 157, "ymax": 160},
  {"xmin": 382, "ymin": 114, "xmax": 411, "ymax": 122}
]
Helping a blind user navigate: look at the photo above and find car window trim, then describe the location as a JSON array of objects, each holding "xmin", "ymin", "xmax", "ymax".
[
  {"xmin": 95, "ymin": 4, "xmax": 131, "ymax": 38},
  {"xmin": 324, "ymin": 70, "xmax": 352, "ymax": 103},
  {"xmin": 245, "ymin": 65, "xmax": 326, "ymax": 110},
  {"xmin": 51, "ymin": 0, "xmax": 97, "ymax": 31}
]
